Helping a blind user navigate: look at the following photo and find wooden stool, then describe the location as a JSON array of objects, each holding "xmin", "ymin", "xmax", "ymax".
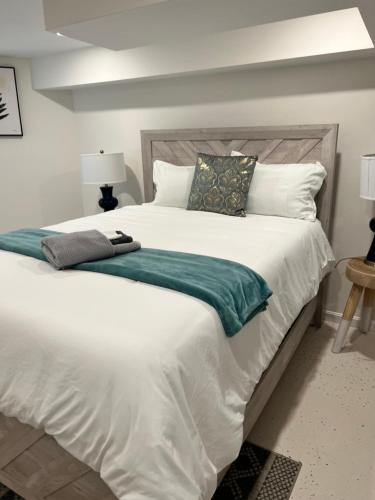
[{"xmin": 332, "ymin": 257, "xmax": 375, "ymax": 353}]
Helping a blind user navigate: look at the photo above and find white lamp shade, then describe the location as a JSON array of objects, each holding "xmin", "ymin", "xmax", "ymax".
[
  {"xmin": 80, "ymin": 152, "xmax": 126, "ymax": 185},
  {"xmin": 361, "ymin": 154, "xmax": 375, "ymax": 200}
]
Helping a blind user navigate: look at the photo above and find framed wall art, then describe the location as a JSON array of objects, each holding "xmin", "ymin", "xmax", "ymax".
[{"xmin": 0, "ymin": 66, "xmax": 23, "ymax": 137}]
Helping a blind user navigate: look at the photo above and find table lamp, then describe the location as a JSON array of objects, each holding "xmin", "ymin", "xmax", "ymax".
[
  {"xmin": 360, "ymin": 154, "xmax": 375, "ymax": 265},
  {"xmin": 81, "ymin": 151, "xmax": 126, "ymax": 211}
]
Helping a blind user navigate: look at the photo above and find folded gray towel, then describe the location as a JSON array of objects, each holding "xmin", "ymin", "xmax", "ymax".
[
  {"xmin": 113, "ymin": 240, "xmax": 141, "ymax": 255},
  {"xmin": 41, "ymin": 230, "xmax": 141, "ymax": 270}
]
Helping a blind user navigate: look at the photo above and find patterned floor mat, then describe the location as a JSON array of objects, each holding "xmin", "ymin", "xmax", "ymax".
[{"xmin": 214, "ymin": 441, "xmax": 301, "ymax": 500}]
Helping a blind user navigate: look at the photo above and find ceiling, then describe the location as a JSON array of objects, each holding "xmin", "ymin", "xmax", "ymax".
[
  {"xmin": 1, "ymin": 0, "xmax": 374, "ymax": 92},
  {"xmin": 31, "ymin": 6, "xmax": 374, "ymax": 91},
  {"xmin": 0, "ymin": 0, "xmax": 89, "ymax": 58},
  {"xmin": 1, "ymin": 0, "xmax": 374, "ymax": 59},
  {"xmin": 43, "ymin": 0, "xmax": 375, "ymax": 52}
]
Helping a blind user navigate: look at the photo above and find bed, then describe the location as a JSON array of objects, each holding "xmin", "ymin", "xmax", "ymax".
[{"xmin": 0, "ymin": 124, "xmax": 338, "ymax": 500}]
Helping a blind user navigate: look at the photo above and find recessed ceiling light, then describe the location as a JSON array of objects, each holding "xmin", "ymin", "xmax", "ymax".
[{"xmin": 56, "ymin": 32, "xmax": 65, "ymax": 37}]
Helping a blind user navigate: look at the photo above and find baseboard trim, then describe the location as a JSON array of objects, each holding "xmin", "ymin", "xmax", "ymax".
[{"xmin": 324, "ymin": 309, "xmax": 375, "ymax": 333}]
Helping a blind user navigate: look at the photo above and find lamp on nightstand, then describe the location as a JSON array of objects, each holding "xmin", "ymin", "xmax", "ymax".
[
  {"xmin": 360, "ymin": 154, "xmax": 375, "ymax": 265},
  {"xmin": 80, "ymin": 151, "xmax": 126, "ymax": 212}
]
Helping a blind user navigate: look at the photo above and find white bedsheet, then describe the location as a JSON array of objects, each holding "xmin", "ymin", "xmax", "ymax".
[{"xmin": 0, "ymin": 206, "xmax": 334, "ymax": 500}]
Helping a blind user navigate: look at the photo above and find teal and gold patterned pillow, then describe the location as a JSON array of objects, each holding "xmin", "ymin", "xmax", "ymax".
[{"xmin": 187, "ymin": 153, "xmax": 257, "ymax": 217}]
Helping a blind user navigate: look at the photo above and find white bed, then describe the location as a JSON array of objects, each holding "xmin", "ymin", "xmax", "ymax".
[{"xmin": 0, "ymin": 204, "xmax": 334, "ymax": 500}]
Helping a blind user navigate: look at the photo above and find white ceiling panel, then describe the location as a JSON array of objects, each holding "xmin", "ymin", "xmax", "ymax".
[
  {"xmin": 31, "ymin": 8, "xmax": 374, "ymax": 90},
  {"xmin": 0, "ymin": 0, "xmax": 89, "ymax": 58},
  {"xmin": 42, "ymin": 0, "xmax": 375, "ymax": 52},
  {"xmin": 43, "ymin": 0, "xmax": 169, "ymax": 31}
]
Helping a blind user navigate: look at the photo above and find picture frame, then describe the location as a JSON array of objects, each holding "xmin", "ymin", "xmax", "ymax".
[{"xmin": 0, "ymin": 66, "xmax": 23, "ymax": 137}]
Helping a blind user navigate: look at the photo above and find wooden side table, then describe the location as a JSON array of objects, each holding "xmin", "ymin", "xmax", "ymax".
[{"xmin": 332, "ymin": 257, "xmax": 375, "ymax": 353}]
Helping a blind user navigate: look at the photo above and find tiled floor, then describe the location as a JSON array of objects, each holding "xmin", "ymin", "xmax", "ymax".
[{"xmin": 249, "ymin": 322, "xmax": 375, "ymax": 500}]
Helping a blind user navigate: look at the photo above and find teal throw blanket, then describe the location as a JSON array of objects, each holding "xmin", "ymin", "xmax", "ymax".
[{"xmin": 0, "ymin": 229, "xmax": 272, "ymax": 337}]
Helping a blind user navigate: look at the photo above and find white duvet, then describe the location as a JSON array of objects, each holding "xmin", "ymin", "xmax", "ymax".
[{"xmin": 0, "ymin": 205, "xmax": 334, "ymax": 499}]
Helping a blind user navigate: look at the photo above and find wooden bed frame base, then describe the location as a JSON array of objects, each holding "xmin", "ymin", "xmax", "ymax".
[
  {"xmin": 217, "ymin": 296, "xmax": 318, "ymax": 483},
  {"xmin": 0, "ymin": 124, "xmax": 337, "ymax": 499}
]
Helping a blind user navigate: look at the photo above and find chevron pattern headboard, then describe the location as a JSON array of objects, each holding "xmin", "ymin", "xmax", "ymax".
[{"xmin": 141, "ymin": 125, "xmax": 338, "ymax": 238}]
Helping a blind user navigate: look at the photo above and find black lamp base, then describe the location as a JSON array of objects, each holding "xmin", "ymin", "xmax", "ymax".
[
  {"xmin": 98, "ymin": 185, "xmax": 118, "ymax": 212},
  {"xmin": 365, "ymin": 217, "xmax": 375, "ymax": 266}
]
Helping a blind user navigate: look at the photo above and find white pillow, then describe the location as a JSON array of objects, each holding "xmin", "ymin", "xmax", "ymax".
[
  {"xmin": 152, "ymin": 160, "xmax": 195, "ymax": 208},
  {"xmin": 231, "ymin": 151, "xmax": 326, "ymax": 220}
]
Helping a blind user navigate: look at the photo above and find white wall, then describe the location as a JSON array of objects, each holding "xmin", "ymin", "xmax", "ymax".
[
  {"xmin": 0, "ymin": 57, "xmax": 82, "ymax": 232},
  {"xmin": 73, "ymin": 56, "xmax": 375, "ymax": 315}
]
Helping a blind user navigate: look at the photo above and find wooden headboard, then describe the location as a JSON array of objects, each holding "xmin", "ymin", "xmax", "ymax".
[{"xmin": 141, "ymin": 124, "xmax": 338, "ymax": 238}]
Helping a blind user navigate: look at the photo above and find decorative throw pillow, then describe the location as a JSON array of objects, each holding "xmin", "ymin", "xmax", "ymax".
[{"xmin": 187, "ymin": 153, "xmax": 257, "ymax": 217}]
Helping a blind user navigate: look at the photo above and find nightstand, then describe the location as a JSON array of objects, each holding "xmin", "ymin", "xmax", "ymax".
[{"xmin": 332, "ymin": 257, "xmax": 375, "ymax": 353}]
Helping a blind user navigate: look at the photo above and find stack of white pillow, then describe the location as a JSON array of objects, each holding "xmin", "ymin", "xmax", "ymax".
[{"xmin": 151, "ymin": 152, "xmax": 327, "ymax": 221}]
